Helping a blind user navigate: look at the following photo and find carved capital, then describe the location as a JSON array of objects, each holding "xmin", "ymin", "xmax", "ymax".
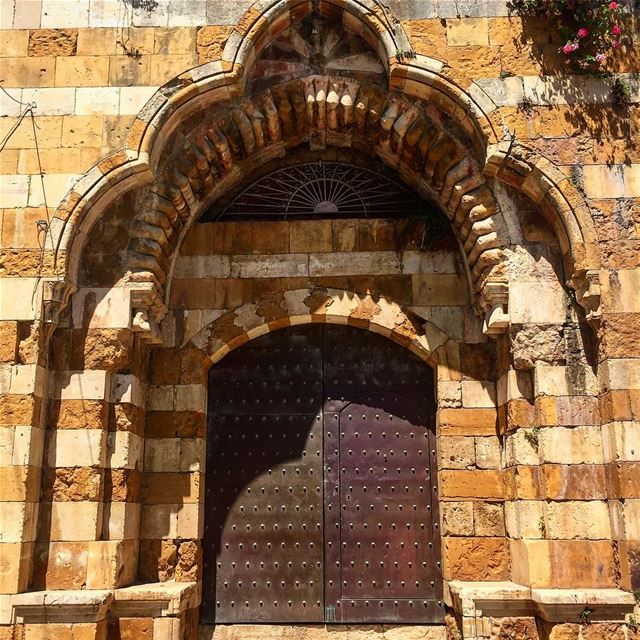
[
  {"xmin": 479, "ymin": 280, "xmax": 509, "ymax": 337},
  {"xmin": 571, "ymin": 269, "xmax": 602, "ymax": 330},
  {"xmin": 129, "ymin": 282, "xmax": 168, "ymax": 346},
  {"xmin": 42, "ymin": 279, "xmax": 76, "ymax": 325}
]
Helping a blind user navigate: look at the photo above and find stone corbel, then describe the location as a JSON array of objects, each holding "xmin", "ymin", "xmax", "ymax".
[
  {"xmin": 479, "ymin": 280, "xmax": 510, "ymax": 337},
  {"xmin": 42, "ymin": 279, "xmax": 76, "ymax": 325},
  {"xmin": 570, "ymin": 269, "xmax": 602, "ymax": 331},
  {"xmin": 129, "ymin": 282, "xmax": 168, "ymax": 346}
]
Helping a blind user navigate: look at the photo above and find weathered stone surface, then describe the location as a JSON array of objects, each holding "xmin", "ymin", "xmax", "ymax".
[
  {"xmin": 28, "ymin": 29, "xmax": 78, "ymax": 56},
  {"xmin": 510, "ymin": 325, "xmax": 565, "ymax": 369},
  {"xmin": 443, "ymin": 537, "xmax": 510, "ymax": 580},
  {"xmin": 196, "ymin": 26, "xmax": 233, "ymax": 63}
]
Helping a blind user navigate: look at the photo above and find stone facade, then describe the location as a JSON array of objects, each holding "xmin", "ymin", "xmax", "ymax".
[{"xmin": 0, "ymin": 0, "xmax": 639, "ymax": 639}]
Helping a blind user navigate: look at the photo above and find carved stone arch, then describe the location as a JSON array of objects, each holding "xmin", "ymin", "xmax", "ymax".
[{"xmin": 43, "ymin": 0, "xmax": 601, "ymax": 333}]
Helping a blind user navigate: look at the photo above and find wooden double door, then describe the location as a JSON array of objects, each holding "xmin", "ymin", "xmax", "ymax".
[{"xmin": 202, "ymin": 324, "xmax": 442, "ymax": 624}]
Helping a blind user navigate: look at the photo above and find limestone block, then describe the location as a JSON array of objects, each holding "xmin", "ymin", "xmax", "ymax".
[
  {"xmin": 0, "ymin": 502, "xmax": 38, "ymax": 542},
  {"xmin": 601, "ymin": 270, "xmax": 640, "ymax": 313},
  {"xmin": 141, "ymin": 503, "xmax": 178, "ymax": 539},
  {"xmin": 309, "ymin": 251, "xmax": 399, "ymax": 277},
  {"xmin": 103, "ymin": 502, "xmax": 141, "ymax": 540},
  {"xmin": 41, "ymin": 0, "xmax": 90, "ymax": 28},
  {"xmin": 473, "ymin": 502, "xmax": 505, "ymax": 536},
  {"xmin": 55, "ymin": 56, "xmax": 109, "ymax": 86},
  {"xmin": 505, "ymin": 429, "xmax": 539, "ymax": 466},
  {"xmin": 110, "ymin": 373, "xmax": 145, "ymax": 408},
  {"xmin": 230, "ymin": 254, "xmax": 309, "ymax": 279},
  {"xmin": 27, "ymin": 172, "xmax": 76, "ymax": 207},
  {"xmin": 7, "ymin": 424, "xmax": 45, "ymax": 467},
  {"xmin": 474, "ymin": 436, "xmax": 501, "ymax": 469},
  {"xmin": 89, "ymin": 0, "xmax": 124, "ymax": 28},
  {"xmin": 441, "ymin": 501, "xmax": 474, "ymax": 536},
  {"xmin": 602, "ymin": 421, "xmax": 640, "ymax": 463},
  {"xmin": 61, "ymin": 115, "xmax": 104, "ymax": 147},
  {"xmin": 412, "ymin": 274, "xmax": 469, "ymax": 306},
  {"xmin": 0, "ymin": 56, "xmax": 56, "ymax": 87},
  {"xmin": 0, "ymin": 30, "xmax": 29, "ymax": 57},
  {"xmin": 76, "ymin": 87, "xmax": 120, "ymax": 115},
  {"xmin": 180, "ymin": 438, "xmax": 205, "ymax": 472},
  {"xmin": 443, "ymin": 536, "xmax": 510, "ymax": 581},
  {"xmin": 509, "ymin": 281, "xmax": 567, "ymax": 324},
  {"xmin": 461, "ymin": 381, "xmax": 496, "ymax": 407},
  {"xmin": 86, "ymin": 539, "xmax": 137, "ymax": 588},
  {"xmin": 545, "ymin": 501, "xmax": 611, "ymax": 539},
  {"xmin": 583, "ymin": 164, "xmax": 640, "ymax": 199},
  {"xmin": 177, "ymin": 502, "xmax": 202, "ymax": 539},
  {"xmin": 497, "ymin": 370, "xmax": 532, "ymax": 405},
  {"xmin": 119, "ymin": 86, "xmax": 158, "ymax": 115},
  {"xmin": 438, "ymin": 435, "xmax": 475, "ymax": 469},
  {"xmin": 174, "ymin": 255, "xmax": 231, "ymax": 279},
  {"xmin": 22, "ymin": 87, "xmax": 76, "ymax": 116},
  {"xmin": 144, "ymin": 437, "xmax": 181, "ymax": 472},
  {"xmin": 436, "ymin": 380, "xmax": 462, "ymax": 408},
  {"xmin": 52, "ymin": 370, "xmax": 109, "ymax": 400},
  {"xmin": 12, "ymin": 1, "xmax": 42, "ymax": 29},
  {"xmin": 108, "ymin": 431, "xmax": 143, "ymax": 470},
  {"xmin": 624, "ymin": 500, "xmax": 640, "ymax": 540},
  {"xmin": 439, "ymin": 470, "xmax": 504, "ymax": 499},
  {"xmin": 538, "ymin": 426, "xmax": 604, "ymax": 465},
  {"xmin": 175, "ymin": 384, "xmax": 206, "ymax": 412},
  {"xmin": 50, "ymin": 501, "xmax": 102, "ymax": 540},
  {"xmin": 446, "ymin": 18, "xmax": 489, "ymax": 46},
  {"xmin": 47, "ymin": 429, "xmax": 107, "ymax": 467},
  {"xmin": 601, "ymin": 358, "xmax": 640, "ymax": 391},
  {"xmin": 401, "ymin": 250, "xmax": 457, "ymax": 274},
  {"xmin": 505, "ymin": 500, "xmax": 544, "ymax": 539},
  {"xmin": 534, "ymin": 365, "xmax": 599, "ymax": 397},
  {"xmin": 147, "ymin": 385, "xmax": 173, "ymax": 411},
  {"xmin": 166, "ymin": 0, "xmax": 206, "ymax": 27},
  {"xmin": 0, "ymin": 174, "xmax": 29, "ymax": 208}
]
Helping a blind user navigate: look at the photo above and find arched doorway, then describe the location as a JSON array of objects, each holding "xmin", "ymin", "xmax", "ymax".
[{"xmin": 202, "ymin": 323, "xmax": 442, "ymax": 624}]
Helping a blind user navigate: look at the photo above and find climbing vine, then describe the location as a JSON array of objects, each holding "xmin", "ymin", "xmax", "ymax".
[{"xmin": 508, "ymin": 0, "xmax": 625, "ymax": 69}]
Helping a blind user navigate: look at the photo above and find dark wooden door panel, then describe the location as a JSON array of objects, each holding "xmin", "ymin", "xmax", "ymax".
[{"xmin": 203, "ymin": 323, "xmax": 442, "ymax": 624}]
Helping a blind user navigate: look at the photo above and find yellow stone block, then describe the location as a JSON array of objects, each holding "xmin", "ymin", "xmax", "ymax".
[
  {"xmin": 0, "ymin": 29, "xmax": 29, "ymax": 57},
  {"xmin": 0, "ymin": 56, "xmax": 55, "ymax": 87},
  {"xmin": 148, "ymin": 53, "xmax": 198, "ymax": 85},
  {"xmin": 55, "ymin": 55, "xmax": 110, "ymax": 87},
  {"xmin": 446, "ymin": 17, "xmax": 489, "ymax": 47},
  {"xmin": 61, "ymin": 115, "xmax": 105, "ymax": 148}
]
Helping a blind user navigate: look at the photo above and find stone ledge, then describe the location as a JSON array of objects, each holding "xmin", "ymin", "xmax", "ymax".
[
  {"xmin": 447, "ymin": 581, "xmax": 635, "ymax": 623},
  {"xmin": 5, "ymin": 581, "xmax": 199, "ymax": 625}
]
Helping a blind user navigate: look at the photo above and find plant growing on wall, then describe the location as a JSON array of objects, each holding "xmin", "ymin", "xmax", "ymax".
[{"xmin": 508, "ymin": 0, "xmax": 625, "ymax": 69}]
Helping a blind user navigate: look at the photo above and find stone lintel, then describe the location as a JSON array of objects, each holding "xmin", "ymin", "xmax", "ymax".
[
  {"xmin": 7, "ymin": 582, "xmax": 198, "ymax": 625},
  {"xmin": 447, "ymin": 581, "xmax": 635, "ymax": 623}
]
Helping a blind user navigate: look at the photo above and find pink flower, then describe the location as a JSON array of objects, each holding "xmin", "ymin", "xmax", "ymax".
[
  {"xmin": 562, "ymin": 42, "xmax": 578, "ymax": 54},
  {"xmin": 612, "ymin": 25, "xmax": 621, "ymax": 36},
  {"xmin": 609, "ymin": 1, "xmax": 618, "ymax": 9},
  {"xmin": 577, "ymin": 28, "xmax": 588, "ymax": 38},
  {"xmin": 612, "ymin": 39, "xmax": 621, "ymax": 48},
  {"xmin": 595, "ymin": 53, "xmax": 606, "ymax": 62}
]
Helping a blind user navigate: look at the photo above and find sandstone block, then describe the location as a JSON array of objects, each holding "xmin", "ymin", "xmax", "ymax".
[
  {"xmin": 32, "ymin": 541, "xmax": 88, "ymax": 590},
  {"xmin": 196, "ymin": 25, "xmax": 232, "ymax": 63},
  {"xmin": 61, "ymin": 115, "xmax": 104, "ymax": 147},
  {"xmin": 602, "ymin": 421, "xmax": 640, "ymax": 463},
  {"xmin": 411, "ymin": 273, "xmax": 468, "ymax": 306},
  {"xmin": 0, "ymin": 30, "xmax": 29, "ymax": 57},
  {"xmin": 505, "ymin": 500, "xmax": 544, "ymax": 539},
  {"xmin": 438, "ymin": 435, "xmax": 474, "ymax": 469},
  {"xmin": 55, "ymin": 56, "xmax": 109, "ymax": 86},
  {"xmin": 148, "ymin": 53, "xmax": 198, "ymax": 85},
  {"xmin": 545, "ymin": 500, "xmax": 611, "ymax": 539},
  {"xmin": 437, "ymin": 408, "xmax": 497, "ymax": 435},
  {"xmin": 601, "ymin": 358, "xmax": 640, "ymax": 391},
  {"xmin": 538, "ymin": 426, "xmax": 603, "ymax": 465},
  {"xmin": 28, "ymin": 29, "xmax": 77, "ymax": 56},
  {"xmin": 542, "ymin": 464, "xmax": 607, "ymax": 500},
  {"xmin": 439, "ymin": 469, "xmax": 504, "ymax": 499},
  {"xmin": 474, "ymin": 436, "xmax": 501, "ymax": 469},
  {"xmin": 534, "ymin": 365, "xmax": 599, "ymax": 397},
  {"xmin": 46, "ymin": 429, "xmax": 106, "ymax": 467},
  {"xmin": 49, "ymin": 501, "xmax": 102, "ymax": 541},
  {"xmin": 461, "ymin": 380, "xmax": 496, "ymax": 408},
  {"xmin": 446, "ymin": 18, "xmax": 489, "ymax": 46},
  {"xmin": 0, "ymin": 57, "xmax": 55, "ymax": 87},
  {"xmin": 108, "ymin": 54, "xmax": 151, "ymax": 86},
  {"xmin": 473, "ymin": 502, "xmax": 505, "ymax": 536},
  {"xmin": 441, "ymin": 501, "xmax": 474, "ymax": 536},
  {"xmin": 443, "ymin": 536, "xmax": 510, "ymax": 581},
  {"xmin": 601, "ymin": 271, "xmax": 640, "ymax": 314}
]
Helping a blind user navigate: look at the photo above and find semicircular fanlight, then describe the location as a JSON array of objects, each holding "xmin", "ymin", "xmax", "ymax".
[{"xmin": 217, "ymin": 162, "xmax": 424, "ymax": 221}]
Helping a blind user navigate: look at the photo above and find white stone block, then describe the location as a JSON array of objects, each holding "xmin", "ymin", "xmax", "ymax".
[
  {"xmin": 534, "ymin": 365, "xmax": 599, "ymax": 397},
  {"xmin": 0, "ymin": 278, "xmax": 41, "ymax": 321},
  {"xmin": 89, "ymin": 0, "xmax": 127, "ymax": 27},
  {"xmin": 504, "ymin": 500, "xmax": 543, "ymax": 539},
  {"xmin": 0, "ymin": 88, "xmax": 23, "ymax": 117},
  {"xmin": 103, "ymin": 502, "xmax": 140, "ymax": 540},
  {"xmin": 177, "ymin": 502, "xmax": 202, "ymax": 538},
  {"xmin": 108, "ymin": 431, "xmax": 143, "ymax": 469},
  {"xmin": 144, "ymin": 438, "xmax": 181, "ymax": 472},
  {"xmin": 11, "ymin": 425, "xmax": 45, "ymax": 467},
  {"xmin": 110, "ymin": 373, "xmax": 145, "ymax": 407},
  {"xmin": 601, "ymin": 269, "xmax": 640, "ymax": 314},
  {"xmin": 0, "ymin": 175, "xmax": 30, "ymax": 208},
  {"xmin": 47, "ymin": 429, "xmax": 107, "ymax": 467},
  {"xmin": 28, "ymin": 174, "xmax": 76, "ymax": 208},
  {"xmin": 50, "ymin": 502, "xmax": 101, "ymax": 540},
  {"xmin": 180, "ymin": 438, "xmax": 205, "ymax": 472},
  {"xmin": 1, "ymin": 1, "xmax": 16, "ymax": 29},
  {"xmin": 461, "ymin": 381, "xmax": 496, "ymax": 407},
  {"xmin": 545, "ymin": 501, "xmax": 611, "ymax": 539},
  {"xmin": 13, "ymin": 0, "xmax": 41, "ymax": 28},
  {"xmin": 601, "ymin": 358, "xmax": 640, "ymax": 391},
  {"xmin": 0, "ymin": 502, "xmax": 38, "ymax": 542},
  {"xmin": 505, "ymin": 429, "xmax": 539, "ymax": 466},
  {"xmin": 602, "ymin": 421, "xmax": 640, "ymax": 463},
  {"xmin": 119, "ymin": 86, "xmax": 159, "ymax": 115},
  {"xmin": 309, "ymin": 251, "xmax": 400, "ymax": 276},
  {"xmin": 624, "ymin": 500, "xmax": 640, "ymax": 540},
  {"xmin": 71, "ymin": 287, "xmax": 132, "ymax": 329},
  {"xmin": 75, "ymin": 87, "xmax": 120, "ymax": 115},
  {"xmin": 52, "ymin": 369, "xmax": 108, "ymax": 400},
  {"xmin": 230, "ymin": 254, "xmax": 308, "ymax": 279},
  {"xmin": 41, "ymin": 0, "xmax": 90, "ymax": 27},
  {"xmin": 175, "ymin": 384, "xmax": 206, "ymax": 412},
  {"xmin": 538, "ymin": 425, "xmax": 604, "ymax": 465},
  {"xmin": 23, "ymin": 88, "xmax": 76, "ymax": 116},
  {"xmin": 167, "ymin": 0, "xmax": 206, "ymax": 26},
  {"xmin": 509, "ymin": 281, "xmax": 567, "ymax": 324}
]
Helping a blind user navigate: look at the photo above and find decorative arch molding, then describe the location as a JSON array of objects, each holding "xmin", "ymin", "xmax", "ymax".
[
  {"xmin": 187, "ymin": 287, "xmax": 458, "ymax": 376},
  {"xmin": 43, "ymin": 0, "xmax": 602, "ymax": 335}
]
